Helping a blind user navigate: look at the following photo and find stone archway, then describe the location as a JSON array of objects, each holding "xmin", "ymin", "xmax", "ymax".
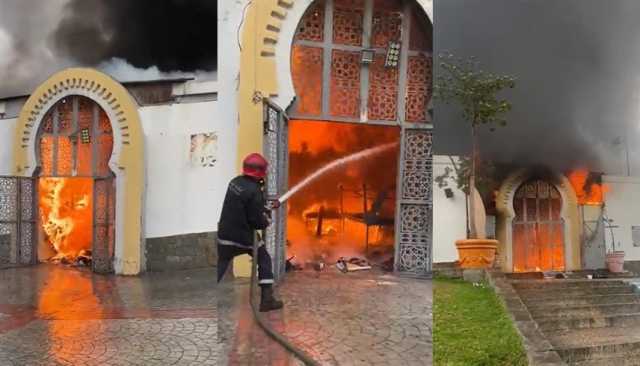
[
  {"xmin": 12, "ymin": 68, "xmax": 146, "ymax": 275},
  {"xmin": 495, "ymin": 169, "xmax": 581, "ymax": 272}
]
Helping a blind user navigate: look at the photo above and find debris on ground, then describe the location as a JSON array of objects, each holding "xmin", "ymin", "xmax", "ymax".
[
  {"xmin": 336, "ymin": 257, "xmax": 372, "ymax": 273},
  {"xmin": 305, "ymin": 260, "xmax": 326, "ymax": 271},
  {"xmin": 286, "ymin": 256, "xmax": 303, "ymax": 272}
]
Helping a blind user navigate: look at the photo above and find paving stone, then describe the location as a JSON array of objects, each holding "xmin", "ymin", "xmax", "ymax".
[
  {"xmin": 0, "ymin": 265, "xmax": 218, "ymax": 365},
  {"xmin": 218, "ymin": 269, "xmax": 432, "ymax": 366}
]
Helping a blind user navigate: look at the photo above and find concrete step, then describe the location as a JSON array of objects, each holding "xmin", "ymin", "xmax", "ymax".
[
  {"xmin": 557, "ymin": 341, "xmax": 640, "ymax": 364},
  {"xmin": 512, "ymin": 279, "xmax": 627, "ymax": 290},
  {"xmin": 524, "ymin": 293, "xmax": 640, "ymax": 308},
  {"xmin": 549, "ymin": 327, "xmax": 640, "ymax": 363},
  {"xmin": 433, "ymin": 262, "xmax": 463, "ymax": 279},
  {"xmin": 570, "ymin": 355, "xmax": 640, "ymax": 366},
  {"xmin": 530, "ymin": 303, "xmax": 640, "ymax": 319},
  {"xmin": 517, "ymin": 285, "xmax": 635, "ymax": 300},
  {"xmin": 538, "ymin": 313, "xmax": 640, "ymax": 332}
]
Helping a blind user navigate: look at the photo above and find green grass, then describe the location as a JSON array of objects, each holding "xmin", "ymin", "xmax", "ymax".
[{"xmin": 434, "ymin": 278, "xmax": 528, "ymax": 366}]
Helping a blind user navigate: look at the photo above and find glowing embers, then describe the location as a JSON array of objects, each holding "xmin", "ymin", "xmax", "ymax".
[
  {"xmin": 287, "ymin": 120, "xmax": 400, "ymax": 270},
  {"xmin": 38, "ymin": 178, "xmax": 93, "ymax": 265},
  {"xmin": 512, "ymin": 180, "xmax": 565, "ymax": 272},
  {"xmin": 568, "ymin": 169, "xmax": 608, "ymax": 206}
]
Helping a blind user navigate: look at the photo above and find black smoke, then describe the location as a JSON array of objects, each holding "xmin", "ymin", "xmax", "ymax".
[
  {"xmin": 53, "ymin": 0, "xmax": 217, "ymax": 72},
  {"xmin": 434, "ymin": 0, "xmax": 640, "ymax": 175}
]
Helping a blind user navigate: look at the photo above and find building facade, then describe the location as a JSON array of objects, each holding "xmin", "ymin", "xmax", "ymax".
[{"xmin": 0, "ymin": 0, "xmax": 434, "ymax": 277}]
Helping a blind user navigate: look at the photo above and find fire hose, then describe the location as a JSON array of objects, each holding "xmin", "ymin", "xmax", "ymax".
[{"xmin": 249, "ymin": 223, "xmax": 320, "ymax": 365}]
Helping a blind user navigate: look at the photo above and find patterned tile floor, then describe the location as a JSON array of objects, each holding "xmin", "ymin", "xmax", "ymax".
[
  {"xmin": 218, "ymin": 269, "xmax": 432, "ymax": 366},
  {"xmin": 0, "ymin": 265, "xmax": 217, "ymax": 366}
]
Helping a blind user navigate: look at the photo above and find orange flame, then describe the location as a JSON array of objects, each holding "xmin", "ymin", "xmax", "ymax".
[
  {"xmin": 567, "ymin": 169, "xmax": 608, "ymax": 205},
  {"xmin": 39, "ymin": 178, "xmax": 93, "ymax": 262}
]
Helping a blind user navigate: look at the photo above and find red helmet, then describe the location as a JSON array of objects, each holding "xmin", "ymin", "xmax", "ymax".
[{"xmin": 242, "ymin": 153, "xmax": 268, "ymax": 179}]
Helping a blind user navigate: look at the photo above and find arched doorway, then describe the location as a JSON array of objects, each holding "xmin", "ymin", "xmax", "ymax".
[
  {"xmin": 36, "ymin": 96, "xmax": 116, "ymax": 273},
  {"xmin": 260, "ymin": 0, "xmax": 433, "ymax": 277},
  {"xmin": 512, "ymin": 180, "xmax": 565, "ymax": 272}
]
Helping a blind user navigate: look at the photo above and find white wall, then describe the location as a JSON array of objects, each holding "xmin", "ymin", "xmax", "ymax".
[
  {"xmin": 141, "ymin": 99, "xmax": 235, "ymax": 238},
  {"xmin": 0, "ymin": 117, "xmax": 16, "ymax": 175},
  {"xmin": 603, "ymin": 175, "xmax": 640, "ymax": 261},
  {"xmin": 432, "ymin": 155, "xmax": 467, "ymax": 263}
]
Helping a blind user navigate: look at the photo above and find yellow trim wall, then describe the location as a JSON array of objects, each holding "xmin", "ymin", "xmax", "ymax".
[
  {"xmin": 12, "ymin": 68, "xmax": 145, "ymax": 275},
  {"xmin": 234, "ymin": 0, "xmax": 294, "ymax": 276}
]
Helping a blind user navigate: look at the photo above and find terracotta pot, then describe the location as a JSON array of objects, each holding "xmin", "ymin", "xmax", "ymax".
[
  {"xmin": 606, "ymin": 251, "xmax": 625, "ymax": 273},
  {"xmin": 455, "ymin": 239, "xmax": 499, "ymax": 269}
]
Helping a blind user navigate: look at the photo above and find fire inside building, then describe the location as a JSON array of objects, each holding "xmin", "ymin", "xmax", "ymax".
[
  {"xmin": 1, "ymin": 0, "xmax": 433, "ymax": 278},
  {"xmin": 433, "ymin": 156, "xmax": 640, "ymax": 274},
  {"xmin": 0, "ymin": 71, "xmax": 220, "ymax": 275}
]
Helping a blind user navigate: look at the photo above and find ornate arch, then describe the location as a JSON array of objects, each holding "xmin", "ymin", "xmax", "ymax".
[
  {"xmin": 236, "ymin": 0, "xmax": 433, "ymax": 169},
  {"xmin": 495, "ymin": 169, "xmax": 581, "ymax": 272},
  {"xmin": 236, "ymin": 0, "xmax": 434, "ymax": 277},
  {"xmin": 12, "ymin": 68, "xmax": 146, "ymax": 275}
]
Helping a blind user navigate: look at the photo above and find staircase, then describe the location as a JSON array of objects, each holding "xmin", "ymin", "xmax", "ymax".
[{"xmin": 512, "ymin": 278, "xmax": 640, "ymax": 365}]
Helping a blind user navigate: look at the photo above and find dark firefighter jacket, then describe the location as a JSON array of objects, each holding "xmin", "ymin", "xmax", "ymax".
[{"xmin": 217, "ymin": 175, "xmax": 271, "ymax": 248}]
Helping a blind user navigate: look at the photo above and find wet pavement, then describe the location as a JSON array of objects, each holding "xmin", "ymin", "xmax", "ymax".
[
  {"xmin": 218, "ymin": 269, "xmax": 432, "ymax": 366},
  {"xmin": 0, "ymin": 264, "xmax": 217, "ymax": 365}
]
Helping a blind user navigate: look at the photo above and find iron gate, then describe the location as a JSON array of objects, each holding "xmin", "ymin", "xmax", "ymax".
[
  {"xmin": 93, "ymin": 176, "xmax": 115, "ymax": 273},
  {"xmin": 0, "ymin": 176, "xmax": 37, "ymax": 266},
  {"xmin": 581, "ymin": 206, "xmax": 606, "ymax": 270},
  {"xmin": 393, "ymin": 129, "xmax": 433, "ymax": 277},
  {"xmin": 263, "ymin": 99, "xmax": 289, "ymax": 280}
]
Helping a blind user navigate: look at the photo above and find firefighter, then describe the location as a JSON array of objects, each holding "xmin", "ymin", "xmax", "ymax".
[{"xmin": 217, "ymin": 153, "xmax": 284, "ymax": 312}]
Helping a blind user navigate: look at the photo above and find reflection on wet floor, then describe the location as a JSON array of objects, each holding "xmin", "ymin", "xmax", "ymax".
[
  {"xmin": 0, "ymin": 264, "xmax": 217, "ymax": 366},
  {"xmin": 218, "ymin": 270, "xmax": 432, "ymax": 366}
]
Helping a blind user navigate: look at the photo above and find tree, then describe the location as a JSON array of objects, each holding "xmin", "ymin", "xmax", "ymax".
[{"xmin": 434, "ymin": 53, "xmax": 516, "ymax": 239}]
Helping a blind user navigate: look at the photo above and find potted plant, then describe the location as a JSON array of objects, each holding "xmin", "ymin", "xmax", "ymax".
[
  {"xmin": 434, "ymin": 53, "xmax": 516, "ymax": 269},
  {"xmin": 604, "ymin": 216, "xmax": 625, "ymax": 273}
]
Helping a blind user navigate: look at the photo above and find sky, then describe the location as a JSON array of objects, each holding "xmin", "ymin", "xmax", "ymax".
[
  {"xmin": 0, "ymin": 0, "xmax": 217, "ymax": 99},
  {"xmin": 434, "ymin": 0, "xmax": 640, "ymax": 175}
]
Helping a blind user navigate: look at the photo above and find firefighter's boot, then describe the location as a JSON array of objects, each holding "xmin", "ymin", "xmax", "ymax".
[{"xmin": 259, "ymin": 285, "xmax": 284, "ymax": 312}]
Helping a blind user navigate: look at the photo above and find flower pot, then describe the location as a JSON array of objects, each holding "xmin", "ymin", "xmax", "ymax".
[
  {"xmin": 455, "ymin": 239, "xmax": 499, "ymax": 269},
  {"xmin": 606, "ymin": 251, "xmax": 625, "ymax": 273}
]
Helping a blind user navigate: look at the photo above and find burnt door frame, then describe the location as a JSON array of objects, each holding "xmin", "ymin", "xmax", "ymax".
[
  {"xmin": 512, "ymin": 180, "xmax": 565, "ymax": 272},
  {"xmin": 0, "ymin": 176, "xmax": 38, "ymax": 267},
  {"xmin": 263, "ymin": 99, "xmax": 289, "ymax": 280}
]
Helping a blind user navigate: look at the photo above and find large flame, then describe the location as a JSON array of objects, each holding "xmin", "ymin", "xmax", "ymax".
[
  {"xmin": 286, "ymin": 120, "xmax": 399, "ymax": 266},
  {"xmin": 39, "ymin": 178, "xmax": 93, "ymax": 262},
  {"xmin": 567, "ymin": 169, "xmax": 608, "ymax": 205}
]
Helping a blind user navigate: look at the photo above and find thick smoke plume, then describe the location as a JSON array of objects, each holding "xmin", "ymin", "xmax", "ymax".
[
  {"xmin": 434, "ymin": 0, "xmax": 640, "ymax": 175},
  {"xmin": 0, "ymin": 0, "xmax": 217, "ymax": 98}
]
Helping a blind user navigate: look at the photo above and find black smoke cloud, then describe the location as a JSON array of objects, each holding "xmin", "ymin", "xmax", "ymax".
[
  {"xmin": 53, "ymin": 0, "xmax": 217, "ymax": 72},
  {"xmin": 434, "ymin": 0, "xmax": 640, "ymax": 175},
  {"xmin": 0, "ymin": 0, "xmax": 216, "ymax": 98}
]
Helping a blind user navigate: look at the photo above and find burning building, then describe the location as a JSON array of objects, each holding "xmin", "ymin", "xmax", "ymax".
[
  {"xmin": 0, "ymin": 69, "xmax": 220, "ymax": 275},
  {"xmin": 1, "ymin": 0, "xmax": 433, "ymax": 278},
  {"xmin": 432, "ymin": 157, "xmax": 640, "ymax": 273},
  {"xmin": 232, "ymin": 0, "xmax": 434, "ymax": 278}
]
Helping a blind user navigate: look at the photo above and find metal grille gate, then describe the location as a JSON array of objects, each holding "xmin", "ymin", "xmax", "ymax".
[
  {"xmin": 263, "ymin": 100, "xmax": 289, "ymax": 280},
  {"xmin": 93, "ymin": 177, "xmax": 115, "ymax": 273},
  {"xmin": 0, "ymin": 176, "xmax": 37, "ymax": 266},
  {"xmin": 393, "ymin": 129, "xmax": 432, "ymax": 277}
]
